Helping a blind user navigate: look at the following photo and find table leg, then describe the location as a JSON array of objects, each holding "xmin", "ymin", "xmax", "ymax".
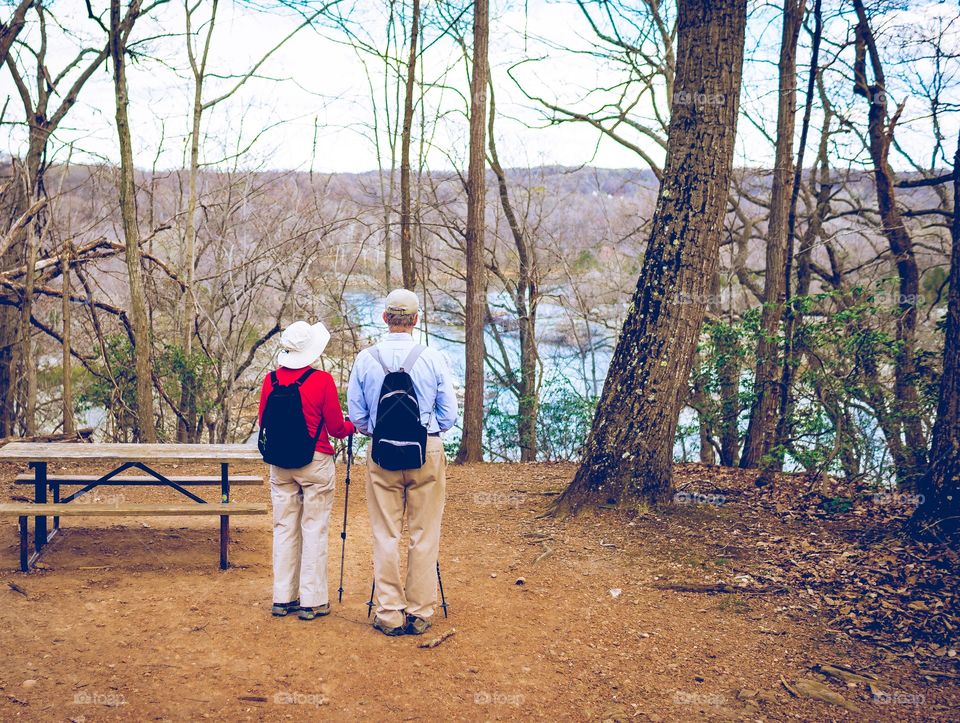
[
  {"xmin": 220, "ymin": 462, "xmax": 230, "ymax": 570},
  {"xmin": 31, "ymin": 461, "xmax": 47, "ymax": 551},
  {"xmin": 52, "ymin": 481, "xmax": 60, "ymax": 530},
  {"xmin": 19, "ymin": 516, "xmax": 28, "ymax": 572}
]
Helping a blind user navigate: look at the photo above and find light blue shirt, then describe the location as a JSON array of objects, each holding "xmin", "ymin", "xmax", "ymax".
[{"xmin": 347, "ymin": 333, "xmax": 459, "ymax": 436}]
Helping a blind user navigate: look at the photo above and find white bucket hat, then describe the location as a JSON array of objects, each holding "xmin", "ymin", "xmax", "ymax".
[{"xmin": 277, "ymin": 321, "xmax": 331, "ymax": 368}]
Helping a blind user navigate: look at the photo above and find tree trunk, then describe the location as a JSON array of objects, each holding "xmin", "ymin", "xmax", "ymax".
[
  {"xmin": 910, "ymin": 133, "xmax": 960, "ymax": 540},
  {"xmin": 61, "ymin": 240, "xmax": 75, "ymax": 435},
  {"xmin": 740, "ymin": 0, "xmax": 805, "ymax": 469},
  {"xmin": 111, "ymin": 0, "xmax": 156, "ymax": 442},
  {"xmin": 178, "ymin": 0, "xmax": 218, "ymax": 443},
  {"xmin": 853, "ymin": 0, "xmax": 926, "ymax": 488},
  {"xmin": 399, "ymin": 0, "xmax": 420, "ymax": 290},
  {"xmin": 709, "ymin": 321, "xmax": 741, "ymax": 467},
  {"xmin": 488, "ymin": 77, "xmax": 539, "ymax": 462},
  {"xmin": 455, "ymin": 0, "xmax": 489, "ymax": 464},
  {"xmin": 19, "ymin": 219, "xmax": 38, "ymax": 435},
  {"xmin": 555, "ymin": 0, "xmax": 747, "ymax": 512}
]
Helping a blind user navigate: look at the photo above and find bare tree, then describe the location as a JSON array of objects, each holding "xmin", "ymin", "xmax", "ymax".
[
  {"xmin": 740, "ymin": 0, "xmax": 806, "ymax": 470},
  {"xmin": 399, "ymin": 0, "xmax": 420, "ymax": 290},
  {"xmin": 455, "ymin": 0, "xmax": 488, "ymax": 464},
  {"xmin": 2, "ymin": 0, "xmax": 113, "ymax": 434},
  {"xmin": 851, "ymin": 0, "xmax": 927, "ymax": 488},
  {"xmin": 107, "ymin": 0, "xmax": 161, "ymax": 441}
]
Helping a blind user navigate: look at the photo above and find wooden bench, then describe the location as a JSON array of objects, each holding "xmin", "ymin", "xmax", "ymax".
[{"xmin": 0, "ymin": 502, "xmax": 266, "ymax": 571}]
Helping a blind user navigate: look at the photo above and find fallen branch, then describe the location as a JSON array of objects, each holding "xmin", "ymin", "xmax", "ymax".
[
  {"xmin": 418, "ymin": 628, "xmax": 456, "ymax": 649},
  {"xmin": 652, "ymin": 582, "xmax": 788, "ymax": 595}
]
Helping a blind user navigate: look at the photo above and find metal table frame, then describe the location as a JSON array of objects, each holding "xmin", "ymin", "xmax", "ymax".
[{"xmin": 24, "ymin": 459, "xmax": 233, "ymax": 570}]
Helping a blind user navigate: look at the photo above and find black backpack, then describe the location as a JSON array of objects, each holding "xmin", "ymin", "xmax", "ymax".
[
  {"xmin": 370, "ymin": 344, "xmax": 428, "ymax": 471},
  {"xmin": 258, "ymin": 368, "xmax": 322, "ymax": 469}
]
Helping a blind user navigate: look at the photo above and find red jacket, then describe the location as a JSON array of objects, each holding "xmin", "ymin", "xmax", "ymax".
[{"xmin": 258, "ymin": 367, "xmax": 355, "ymax": 456}]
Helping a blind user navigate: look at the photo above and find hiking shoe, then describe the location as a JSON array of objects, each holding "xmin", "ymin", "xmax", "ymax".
[
  {"xmin": 271, "ymin": 600, "xmax": 300, "ymax": 617},
  {"xmin": 298, "ymin": 604, "xmax": 331, "ymax": 620},
  {"xmin": 404, "ymin": 614, "xmax": 432, "ymax": 636},
  {"xmin": 372, "ymin": 616, "xmax": 405, "ymax": 637}
]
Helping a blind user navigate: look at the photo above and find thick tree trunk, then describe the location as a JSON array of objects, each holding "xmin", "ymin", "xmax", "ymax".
[
  {"xmin": 455, "ymin": 0, "xmax": 489, "ymax": 464},
  {"xmin": 555, "ymin": 0, "xmax": 747, "ymax": 511},
  {"xmin": 910, "ymin": 134, "xmax": 960, "ymax": 540},
  {"xmin": 740, "ymin": 0, "xmax": 805, "ymax": 469},
  {"xmin": 111, "ymin": 0, "xmax": 156, "ymax": 442},
  {"xmin": 853, "ymin": 0, "xmax": 926, "ymax": 488},
  {"xmin": 399, "ymin": 0, "xmax": 420, "ymax": 291}
]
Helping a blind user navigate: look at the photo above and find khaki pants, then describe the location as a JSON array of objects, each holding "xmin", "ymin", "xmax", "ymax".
[
  {"xmin": 270, "ymin": 453, "xmax": 336, "ymax": 607},
  {"xmin": 366, "ymin": 435, "xmax": 446, "ymax": 628}
]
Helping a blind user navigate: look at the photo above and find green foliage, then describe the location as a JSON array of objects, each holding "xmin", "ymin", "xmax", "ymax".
[
  {"xmin": 156, "ymin": 344, "xmax": 217, "ymax": 418},
  {"xmin": 687, "ymin": 284, "xmax": 939, "ymax": 486},
  {"xmin": 821, "ymin": 496, "xmax": 853, "ymax": 515},
  {"xmin": 483, "ymin": 375, "xmax": 598, "ymax": 462}
]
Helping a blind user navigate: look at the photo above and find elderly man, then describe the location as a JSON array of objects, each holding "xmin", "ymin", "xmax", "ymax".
[{"xmin": 347, "ymin": 289, "xmax": 458, "ymax": 636}]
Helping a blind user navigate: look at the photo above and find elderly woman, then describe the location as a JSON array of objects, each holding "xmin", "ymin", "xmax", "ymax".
[{"xmin": 258, "ymin": 320, "xmax": 354, "ymax": 620}]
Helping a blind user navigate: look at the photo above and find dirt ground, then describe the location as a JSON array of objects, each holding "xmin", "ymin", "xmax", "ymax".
[{"xmin": 0, "ymin": 458, "xmax": 957, "ymax": 721}]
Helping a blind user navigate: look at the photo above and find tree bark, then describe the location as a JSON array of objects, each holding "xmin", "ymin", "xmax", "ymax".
[
  {"xmin": 740, "ymin": 0, "xmax": 805, "ymax": 469},
  {"xmin": 455, "ymin": 0, "xmax": 489, "ymax": 464},
  {"xmin": 910, "ymin": 132, "xmax": 960, "ymax": 540},
  {"xmin": 61, "ymin": 240, "xmax": 75, "ymax": 435},
  {"xmin": 110, "ymin": 0, "xmax": 156, "ymax": 442},
  {"xmin": 399, "ymin": 0, "xmax": 420, "ymax": 290},
  {"xmin": 555, "ymin": 0, "xmax": 747, "ymax": 511}
]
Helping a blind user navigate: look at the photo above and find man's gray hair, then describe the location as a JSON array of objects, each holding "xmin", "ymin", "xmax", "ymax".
[{"xmin": 385, "ymin": 310, "xmax": 418, "ymax": 327}]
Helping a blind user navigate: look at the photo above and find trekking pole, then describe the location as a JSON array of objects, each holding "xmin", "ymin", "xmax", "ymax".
[
  {"xmin": 437, "ymin": 560, "xmax": 448, "ymax": 618},
  {"xmin": 366, "ymin": 579, "xmax": 375, "ymax": 618},
  {"xmin": 337, "ymin": 433, "xmax": 354, "ymax": 604}
]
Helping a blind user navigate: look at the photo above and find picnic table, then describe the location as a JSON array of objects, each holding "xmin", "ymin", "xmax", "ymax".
[{"xmin": 0, "ymin": 443, "xmax": 267, "ymax": 571}]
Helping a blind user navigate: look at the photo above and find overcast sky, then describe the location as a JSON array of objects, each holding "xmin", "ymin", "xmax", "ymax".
[{"xmin": 1, "ymin": 0, "xmax": 957, "ymax": 175}]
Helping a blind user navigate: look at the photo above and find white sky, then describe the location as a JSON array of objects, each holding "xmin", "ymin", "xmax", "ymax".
[{"xmin": 1, "ymin": 0, "xmax": 957, "ymax": 174}]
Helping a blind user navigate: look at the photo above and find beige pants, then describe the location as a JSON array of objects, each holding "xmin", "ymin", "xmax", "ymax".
[
  {"xmin": 270, "ymin": 453, "xmax": 336, "ymax": 607},
  {"xmin": 366, "ymin": 435, "xmax": 446, "ymax": 628}
]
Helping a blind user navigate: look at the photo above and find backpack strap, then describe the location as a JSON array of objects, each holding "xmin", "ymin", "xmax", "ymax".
[
  {"xmin": 399, "ymin": 344, "xmax": 426, "ymax": 372},
  {"xmin": 270, "ymin": 371, "xmax": 279, "ymax": 387},
  {"xmin": 293, "ymin": 368, "xmax": 316, "ymax": 386},
  {"xmin": 370, "ymin": 347, "xmax": 392, "ymax": 375},
  {"xmin": 370, "ymin": 343, "xmax": 426, "ymax": 374}
]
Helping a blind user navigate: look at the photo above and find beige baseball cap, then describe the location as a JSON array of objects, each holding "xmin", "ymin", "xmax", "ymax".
[{"xmin": 384, "ymin": 288, "xmax": 419, "ymax": 314}]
